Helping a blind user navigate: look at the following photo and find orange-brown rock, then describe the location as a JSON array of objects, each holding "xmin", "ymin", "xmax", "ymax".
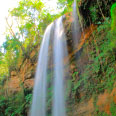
[
  {"xmin": 68, "ymin": 24, "xmax": 97, "ymax": 60},
  {"xmin": 96, "ymin": 83, "xmax": 116, "ymax": 115},
  {"xmin": 24, "ymin": 79, "xmax": 34, "ymax": 89},
  {"xmin": 4, "ymin": 44, "xmax": 39, "ymax": 94},
  {"xmin": 97, "ymin": 90, "xmax": 111, "ymax": 115},
  {"xmin": 68, "ymin": 98, "xmax": 94, "ymax": 116},
  {"xmin": 11, "ymin": 71, "xmax": 17, "ymax": 76},
  {"xmin": 69, "ymin": 82, "xmax": 116, "ymax": 116},
  {"xmin": 76, "ymin": 98, "xmax": 94, "ymax": 116},
  {"xmin": 111, "ymin": 83, "xmax": 116, "ymax": 104},
  {"xmin": 4, "ymin": 76, "xmax": 21, "ymax": 95}
]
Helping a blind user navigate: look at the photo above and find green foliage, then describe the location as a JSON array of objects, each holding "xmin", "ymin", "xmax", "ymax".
[
  {"xmin": 72, "ymin": 71, "xmax": 83, "ymax": 91},
  {"xmin": 86, "ymin": 19, "xmax": 115, "ymax": 93},
  {"xmin": 58, "ymin": 0, "xmax": 72, "ymax": 9},
  {"xmin": 89, "ymin": 5, "xmax": 99, "ymax": 23},
  {"xmin": 111, "ymin": 3, "xmax": 116, "ymax": 32},
  {"xmin": 3, "ymin": 36, "xmax": 23, "ymax": 71},
  {"xmin": 94, "ymin": 102, "xmax": 116, "ymax": 116},
  {"xmin": 58, "ymin": 0, "xmax": 81, "ymax": 14},
  {"xmin": 95, "ymin": 111, "xmax": 108, "ymax": 116},
  {"xmin": 0, "ymin": 92, "xmax": 32, "ymax": 116},
  {"xmin": 72, "ymin": 17, "xmax": 116, "ymax": 101},
  {"xmin": 110, "ymin": 102, "xmax": 116, "ymax": 115},
  {"xmin": 0, "ymin": 56, "xmax": 8, "ymax": 78}
]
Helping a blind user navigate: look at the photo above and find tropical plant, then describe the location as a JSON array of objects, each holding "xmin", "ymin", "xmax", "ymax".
[{"xmin": 111, "ymin": 3, "xmax": 116, "ymax": 32}]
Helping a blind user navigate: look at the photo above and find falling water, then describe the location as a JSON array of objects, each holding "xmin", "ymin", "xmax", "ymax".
[
  {"xmin": 30, "ymin": 16, "xmax": 68, "ymax": 116},
  {"xmin": 72, "ymin": 0, "xmax": 81, "ymax": 49},
  {"xmin": 30, "ymin": 23, "xmax": 54, "ymax": 116},
  {"xmin": 52, "ymin": 17, "xmax": 68, "ymax": 116}
]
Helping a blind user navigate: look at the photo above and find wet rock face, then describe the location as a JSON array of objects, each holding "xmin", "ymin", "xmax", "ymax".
[{"xmin": 63, "ymin": 13, "xmax": 74, "ymax": 54}]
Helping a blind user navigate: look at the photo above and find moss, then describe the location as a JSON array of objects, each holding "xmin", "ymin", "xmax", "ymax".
[
  {"xmin": 110, "ymin": 102, "xmax": 116, "ymax": 115},
  {"xmin": 111, "ymin": 3, "xmax": 116, "ymax": 32}
]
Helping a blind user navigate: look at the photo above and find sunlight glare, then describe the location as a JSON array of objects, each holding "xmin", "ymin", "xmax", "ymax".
[
  {"xmin": 0, "ymin": 0, "xmax": 59, "ymax": 46},
  {"xmin": 0, "ymin": 0, "xmax": 20, "ymax": 46}
]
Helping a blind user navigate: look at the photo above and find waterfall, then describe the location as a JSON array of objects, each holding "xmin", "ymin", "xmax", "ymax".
[
  {"xmin": 52, "ymin": 17, "xmax": 68, "ymax": 116},
  {"xmin": 72, "ymin": 0, "xmax": 81, "ymax": 50},
  {"xmin": 30, "ymin": 16, "xmax": 68, "ymax": 116},
  {"xmin": 30, "ymin": 23, "xmax": 54, "ymax": 116}
]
